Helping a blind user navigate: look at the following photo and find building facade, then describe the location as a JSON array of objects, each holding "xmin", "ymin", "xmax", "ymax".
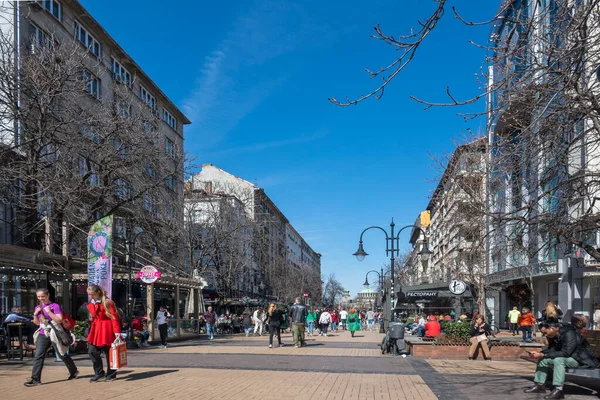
[
  {"xmin": 0, "ymin": 0, "xmax": 195, "ymax": 326},
  {"xmin": 188, "ymin": 164, "xmax": 321, "ymax": 303},
  {"xmin": 485, "ymin": 0, "xmax": 600, "ymax": 326}
]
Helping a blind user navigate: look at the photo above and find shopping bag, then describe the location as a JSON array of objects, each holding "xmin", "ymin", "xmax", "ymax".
[{"xmin": 109, "ymin": 337, "xmax": 127, "ymax": 369}]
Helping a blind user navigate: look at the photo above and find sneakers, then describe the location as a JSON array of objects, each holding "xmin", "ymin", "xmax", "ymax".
[
  {"xmin": 467, "ymin": 357, "xmax": 473, "ymax": 360},
  {"xmin": 142, "ymin": 342, "xmax": 150, "ymax": 347},
  {"xmin": 324, "ymin": 334, "xmax": 328, "ymax": 337},
  {"xmin": 24, "ymin": 380, "xmax": 41, "ymax": 387},
  {"xmin": 158, "ymin": 345, "xmax": 165, "ymax": 349},
  {"xmin": 486, "ymin": 358, "xmax": 492, "ymax": 361},
  {"xmin": 67, "ymin": 370, "xmax": 79, "ymax": 380},
  {"xmin": 268, "ymin": 344, "xmax": 273, "ymax": 348},
  {"xmin": 89, "ymin": 373, "xmax": 105, "ymax": 383},
  {"xmin": 280, "ymin": 343, "xmax": 284, "ymax": 347},
  {"xmin": 294, "ymin": 344, "xmax": 299, "ymax": 348},
  {"xmin": 104, "ymin": 373, "xmax": 117, "ymax": 382}
]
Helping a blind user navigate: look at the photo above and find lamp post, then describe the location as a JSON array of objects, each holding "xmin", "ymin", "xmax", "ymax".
[
  {"xmin": 364, "ymin": 268, "xmax": 388, "ymax": 333},
  {"xmin": 353, "ymin": 219, "xmax": 432, "ymax": 331},
  {"xmin": 126, "ymin": 230, "xmax": 160, "ymax": 348}
]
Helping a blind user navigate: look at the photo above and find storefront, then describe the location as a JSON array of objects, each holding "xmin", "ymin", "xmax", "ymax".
[{"xmin": 397, "ymin": 282, "xmax": 475, "ymax": 317}]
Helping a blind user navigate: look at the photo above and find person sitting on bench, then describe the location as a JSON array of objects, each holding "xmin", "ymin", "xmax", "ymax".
[{"xmin": 524, "ymin": 321, "xmax": 598, "ymax": 399}]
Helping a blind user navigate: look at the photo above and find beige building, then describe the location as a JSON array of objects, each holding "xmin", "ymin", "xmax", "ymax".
[
  {"xmin": 400, "ymin": 139, "xmax": 486, "ymax": 315},
  {"xmin": 188, "ymin": 164, "xmax": 321, "ymax": 302}
]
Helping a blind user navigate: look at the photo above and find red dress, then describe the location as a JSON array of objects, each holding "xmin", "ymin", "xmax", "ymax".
[{"xmin": 87, "ymin": 301, "xmax": 121, "ymax": 347}]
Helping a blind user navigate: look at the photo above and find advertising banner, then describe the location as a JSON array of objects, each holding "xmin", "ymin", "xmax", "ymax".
[{"xmin": 87, "ymin": 215, "xmax": 113, "ymax": 298}]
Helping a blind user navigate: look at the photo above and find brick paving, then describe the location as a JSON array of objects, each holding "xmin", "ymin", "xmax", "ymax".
[{"xmin": 1, "ymin": 330, "xmax": 600, "ymax": 399}]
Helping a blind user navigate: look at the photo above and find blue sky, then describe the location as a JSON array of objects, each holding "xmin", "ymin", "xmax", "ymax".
[{"xmin": 81, "ymin": 0, "xmax": 496, "ymax": 297}]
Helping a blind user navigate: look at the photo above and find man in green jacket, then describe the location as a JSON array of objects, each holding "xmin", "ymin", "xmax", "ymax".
[{"xmin": 508, "ymin": 307, "xmax": 520, "ymax": 336}]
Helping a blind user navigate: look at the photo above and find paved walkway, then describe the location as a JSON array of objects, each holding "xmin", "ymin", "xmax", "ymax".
[{"xmin": 1, "ymin": 330, "xmax": 599, "ymax": 400}]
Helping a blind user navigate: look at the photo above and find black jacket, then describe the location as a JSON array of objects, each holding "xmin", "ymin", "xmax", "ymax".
[
  {"xmin": 471, "ymin": 323, "xmax": 492, "ymax": 338},
  {"xmin": 267, "ymin": 309, "xmax": 284, "ymax": 328},
  {"xmin": 289, "ymin": 303, "xmax": 307, "ymax": 323},
  {"xmin": 542, "ymin": 324, "xmax": 599, "ymax": 369}
]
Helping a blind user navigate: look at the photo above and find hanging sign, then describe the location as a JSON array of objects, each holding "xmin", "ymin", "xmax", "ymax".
[{"xmin": 137, "ymin": 265, "xmax": 161, "ymax": 284}]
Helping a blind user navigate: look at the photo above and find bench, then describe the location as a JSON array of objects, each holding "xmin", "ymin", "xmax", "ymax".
[
  {"xmin": 566, "ymin": 329, "xmax": 600, "ymax": 378},
  {"xmin": 521, "ymin": 329, "xmax": 600, "ymax": 379}
]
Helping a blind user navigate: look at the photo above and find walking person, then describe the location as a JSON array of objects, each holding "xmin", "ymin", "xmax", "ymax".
[
  {"xmin": 366, "ymin": 310, "xmax": 375, "ymax": 331},
  {"xmin": 594, "ymin": 304, "xmax": 600, "ymax": 330},
  {"xmin": 331, "ymin": 310, "xmax": 339, "ymax": 332},
  {"xmin": 24, "ymin": 288, "xmax": 79, "ymax": 387},
  {"xmin": 306, "ymin": 308, "xmax": 317, "ymax": 337},
  {"xmin": 319, "ymin": 309, "xmax": 332, "ymax": 337},
  {"xmin": 156, "ymin": 305, "xmax": 171, "ymax": 348},
  {"xmin": 242, "ymin": 308, "xmax": 253, "ymax": 336},
  {"xmin": 86, "ymin": 284, "xmax": 121, "ymax": 382},
  {"xmin": 468, "ymin": 315, "xmax": 493, "ymax": 361},
  {"xmin": 203, "ymin": 306, "xmax": 218, "ymax": 340},
  {"xmin": 348, "ymin": 307, "xmax": 360, "ymax": 338},
  {"xmin": 267, "ymin": 303, "xmax": 284, "ymax": 348},
  {"xmin": 340, "ymin": 309, "xmax": 348, "ymax": 330},
  {"xmin": 290, "ymin": 297, "xmax": 307, "ymax": 348},
  {"xmin": 253, "ymin": 306, "xmax": 266, "ymax": 336},
  {"xmin": 507, "ymin": 307, "xmax": 521, "ymax": 336},
  {"xmin": 518, "ymin": 307, "xmax": 536, "ymax": 343}
]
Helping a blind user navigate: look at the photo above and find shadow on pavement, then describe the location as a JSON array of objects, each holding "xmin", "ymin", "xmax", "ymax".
[{"xmin": 122, "ymin": 369, "xmax": 179, "ymax": 381}]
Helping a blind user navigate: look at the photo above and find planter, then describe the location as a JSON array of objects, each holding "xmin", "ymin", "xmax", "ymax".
[{"xmin": 406, "ymin": 339, "xmax": 543, "ymax": 361}]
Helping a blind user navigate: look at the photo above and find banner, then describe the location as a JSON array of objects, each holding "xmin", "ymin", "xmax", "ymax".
[{"xmin": 87, "ymin": 215, "xmax": 113, "ymax": 299}]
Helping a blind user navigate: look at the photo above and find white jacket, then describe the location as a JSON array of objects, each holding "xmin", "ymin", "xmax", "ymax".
[
  {"xmin": 319, "ymin": 312, "xmax": 332, "ymax": 324},
  {"xmin": 33, "ymin": 320, "xmax": 73, "ymax": 356}
]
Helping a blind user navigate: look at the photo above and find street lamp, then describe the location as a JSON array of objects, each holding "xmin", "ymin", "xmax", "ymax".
[
  {"xmin": 364, "ymin": 269, "xmax": 389, "ymax": 333},
  {"xmin": 127, "ymin": 230, "xmax": 160, "ymax": 348},
  {"xmin": 353, "ymin": 218, "xmax": 432, "ymax": 330}
]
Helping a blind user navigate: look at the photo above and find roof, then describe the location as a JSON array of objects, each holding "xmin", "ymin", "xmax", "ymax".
[{"xmin": 358, "ymin": 286, "xmax": 376, "ymax": 294}]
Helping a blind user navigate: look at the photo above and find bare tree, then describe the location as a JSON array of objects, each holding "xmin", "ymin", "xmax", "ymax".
[
  {"xmin": 322, "ymin": 273, "xmax": 345, "ymax": 307},
  {"xmin": 0, "ymin": 20, "xmax": 187, "ymax": 273}
]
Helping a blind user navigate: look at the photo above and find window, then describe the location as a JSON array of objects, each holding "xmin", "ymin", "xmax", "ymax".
[
  {"xmin": 114, "ymin": 178, "xmax": 131, "ymax": 200},
  {"xmin": 144, "ymin": 164, "xmax": 156, "ymax": 178},
  {"xmin": 43, "ymin": 0, "xmax": 61, "ymax": 20},
  {"xmin": 112, "ymin": 138, "xmax": 129, "ymax": 159},
  {"xmin": 143, "ymin": 121, "xmax": 156, "ymax": 134},
  {"xmin": 83, "ymin": 70, "xmax": 100, "ymax": 99},
  {"xmin": 163, "ymin": 109, "xmax": 177, "ymax": 131},
  {"xmin": 165, "ymin": 204, "xmax": 174, "ymax": 219},
  {"xmin": 118, "ymin": 102, "xmax": 131, "ymax": 119},
  {"xmin": 79, "ymin": 125, "xmax": 100, "ymax": 143},
  {"xmin": 548, "ymin": 281, "xmax": 559, "ymax": 297},
  {"xmin": 29, "ymin": 23, "xmax": 51, "ymax": 50},
  {"xmin": 111, "ymin": 58, "xmax": 131, "ymax": 87},
  {"xmin": 140, "ymin": 86, "xmax": 157, "ymax": 111},
  {"xmin": 165, "ymin": 175, "xmax": 175, "ymax": 190},
  {"xmin": 143, "ymin": 195, "xmax": 153, "ymax": 212},
  {"xmin": 164, "ymin": 137, "xmax": 175, "ymax": 158},
  {"xmin": 75, "ymin": 22, "xmax": 101, "ymax": 57},
  {"xmin": 78, "ymin": 156, "xmax": 100, "ymax": 186}
]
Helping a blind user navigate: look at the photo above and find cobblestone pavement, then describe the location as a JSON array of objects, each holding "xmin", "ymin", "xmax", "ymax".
[{"xmin": 1, "ymin": 330, "xmax": 599, "ymax": 400}]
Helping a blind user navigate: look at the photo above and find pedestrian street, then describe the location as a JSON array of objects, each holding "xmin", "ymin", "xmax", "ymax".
[{"xmin": 4, "ymin": 329, "xmax": 600, "ymax": 400}]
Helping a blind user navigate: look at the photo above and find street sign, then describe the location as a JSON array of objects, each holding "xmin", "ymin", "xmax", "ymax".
[{"xmin": 303, "ymin": 293, "xmax": 308, "ymax": 297}]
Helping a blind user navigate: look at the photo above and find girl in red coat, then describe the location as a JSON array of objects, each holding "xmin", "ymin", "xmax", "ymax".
[{"xmin": 87, "ymin": 284, "xmax": 121, "ymax": 382}]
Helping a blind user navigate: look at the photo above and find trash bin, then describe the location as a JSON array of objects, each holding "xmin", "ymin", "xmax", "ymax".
[{"xmin": 389, "ymin": 322, "xmax": 405, "ymax": 340}]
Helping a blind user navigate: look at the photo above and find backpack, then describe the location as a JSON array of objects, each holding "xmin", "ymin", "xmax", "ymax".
[{"xmin": 348, "ymin": 314, "xmax": 356, "ymax": 323}]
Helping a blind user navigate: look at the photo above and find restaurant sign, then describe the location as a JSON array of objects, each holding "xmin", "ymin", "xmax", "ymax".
[
  {"xmin": 406, "ymin": 291, "xmax": 438, "ymax": 298},
  {"xmin": 137, "ymin": 265, "xmax": 161, "ymax": 284}
]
